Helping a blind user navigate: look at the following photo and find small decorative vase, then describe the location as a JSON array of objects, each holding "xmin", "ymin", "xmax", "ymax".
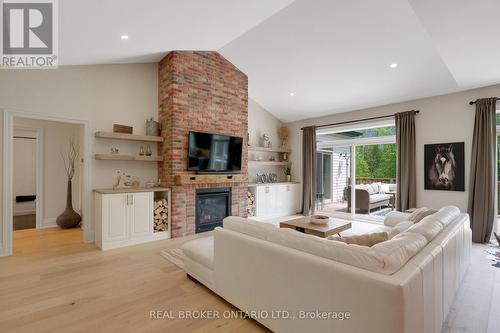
[
  {"xmin": 139, "ymin": 146, "xmax": 145, "ymax": 156},
  {"xmin": 286, "ymin": 175, "xmax": 291, "ymax": 182},
  {"xmin": 56, "ymin": 180, "xmax": 82, "ymax": 229},
  {"xmin": 146, "ymin": 118, "xmax": 160, "ymax": 136},
  {"xmin": 145, "ymin": 145, "xmax": 152, "ymax": 156}
]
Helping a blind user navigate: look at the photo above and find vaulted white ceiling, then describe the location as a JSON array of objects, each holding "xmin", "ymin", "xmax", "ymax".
[
  {"xmin": 59, "ymin": 0, "xmax": 500, "ymax": 122},
  {"xmin": 60, "ymin": 0, "xmax": 295, "ymax": 64}
]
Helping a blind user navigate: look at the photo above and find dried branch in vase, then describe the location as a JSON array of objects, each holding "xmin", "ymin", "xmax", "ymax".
[
  {"xmin": 278, "ymin": 126, "xmax": 289, "ymax": 149},
  {"xmin": 60, "ymin": 136, "xmax": 79, "ymax": 181}
]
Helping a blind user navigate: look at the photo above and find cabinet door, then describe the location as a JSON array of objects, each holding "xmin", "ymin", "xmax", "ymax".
[
  {"xmin": 130, "ymin": 192, "xmax": 153, "ymax": 238},
  {"xmin": 291, "ymin": 184, "xmax": 301, "ymax": 214},
  {"xmin": 273, "ymin": 185, "xmax": 285, "ymax": 216},
  {"xmin": 255, "ymin": 186, "xmax": 268, "ymax": 217},
  {"xmin": 102, "ymin": 194, "xmax": 129, "ymax": 242},
  {"xmin": 282, "ymin": 184, "xmax": 293, "ymax": 215}
]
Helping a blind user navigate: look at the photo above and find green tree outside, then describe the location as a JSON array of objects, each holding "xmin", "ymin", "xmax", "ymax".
[{"xmin": 354, "ymin": 127, "xmax": 396, "ymax": 180}]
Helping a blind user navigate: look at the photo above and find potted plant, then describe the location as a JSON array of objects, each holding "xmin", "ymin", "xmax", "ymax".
[
  {"xmin": 56, "ymin": 136, "xmax": 82, "ymax": 229},
  {"xmin": 283, "ymin": 167, "xmax": 292, "ymax": 183}
]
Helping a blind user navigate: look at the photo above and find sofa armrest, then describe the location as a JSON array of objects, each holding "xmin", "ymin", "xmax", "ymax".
[
  {"xmin": 355, "ymin": 188, "xmax": 370, "ymax": 209},
  {"xmin": 384, "ymin": 211, "xmax": 411, "ymax": 227}
]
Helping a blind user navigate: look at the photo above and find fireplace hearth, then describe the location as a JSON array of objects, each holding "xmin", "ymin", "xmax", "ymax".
[{"xmin": 195, "ymin": 188, "xmax": 231, "ymax": 233}]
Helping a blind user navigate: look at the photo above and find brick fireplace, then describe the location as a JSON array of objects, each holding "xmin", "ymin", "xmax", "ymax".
[{"xmin": 158, "ymin": 51, "xmax": 248, "ymax": 238}]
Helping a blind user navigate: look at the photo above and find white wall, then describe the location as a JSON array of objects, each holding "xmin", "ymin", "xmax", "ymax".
[
  {"xmin": 14, "ymin": 118, "xmax": 83, "ymax": 227},
  {"xmin": 13, "ymin": 130, "xmax": 37, "ymax": 216},
  {"xmin": 0, "ymin": 64, "xmax": 158, "ymax": 249},
  {"xmin": 287, "ymin": 83, "xmax": 500, "ymax": 212},
  {"xmin": 248, "ymin": 98, "xmax": 286, "ymax": 182}
]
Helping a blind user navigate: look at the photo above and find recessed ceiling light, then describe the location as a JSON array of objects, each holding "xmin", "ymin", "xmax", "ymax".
[
  {"xmin": 390, "ymin": 63, "xmax": 398, "ymax": 69},
  {"xmin": 289, "ymin": 92, "xmax": 295, "ymax": 97},
  {"xmin": 121, "ymin": 35, "xmax": 129, "ymax": 40}
]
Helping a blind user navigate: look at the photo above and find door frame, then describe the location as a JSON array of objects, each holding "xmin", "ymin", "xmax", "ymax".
[
  {"xmin": 2, "ymin": 109, "xmax": 93, "ymax": 257},
  {"xmin": 12, "ymin": 126, "xmax": 44, "ymax": 229}
]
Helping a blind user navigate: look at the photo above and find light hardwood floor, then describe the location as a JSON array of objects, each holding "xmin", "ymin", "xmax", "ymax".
[
  {"xmin": 0, "ymin": 228, "xmax": 267, "ymax": 333},
  {"xmin": 1, "ymin": 228, "xmax": 499, "ymax": 333}
]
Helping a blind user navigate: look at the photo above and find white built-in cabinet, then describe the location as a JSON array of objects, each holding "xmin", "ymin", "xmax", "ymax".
[
  {"xmin": 94, "ymin": 189, "xmax": 170, "ymax": 250},
  {"xmin": 250, "ymin": 183, "xmax": 300, "ymax": 218}
]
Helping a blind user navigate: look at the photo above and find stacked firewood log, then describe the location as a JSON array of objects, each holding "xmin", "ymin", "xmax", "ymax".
[
  {"xmin": 247, "ymin": 191, "xmax": 255, "ymax": 217},
  {"xmin": 154, "ymin": 198, "xmax": 169, "ymax": 232}
]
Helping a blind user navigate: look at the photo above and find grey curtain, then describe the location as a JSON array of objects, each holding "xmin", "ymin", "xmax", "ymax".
[
  {"xmin": 302, "ymin": 126, "xmax": 317, "ymax": 215},
  {"xmin": 468, "ymin": 98, "xmax": 497, "ymax": 243},
  {"xmin": 396, "ymin": 111, "xmax": 417, "ymax": 211}
]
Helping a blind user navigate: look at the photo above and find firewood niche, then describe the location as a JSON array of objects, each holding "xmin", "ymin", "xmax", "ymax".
[{"xmin": 153, "ymin": 190, "xmax": 171, "ymax": 233}]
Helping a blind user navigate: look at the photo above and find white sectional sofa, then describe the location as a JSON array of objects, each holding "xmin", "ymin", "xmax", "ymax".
[{"xmin": 181, "ymin": 206, "xmax": 471, "ymax": 333}]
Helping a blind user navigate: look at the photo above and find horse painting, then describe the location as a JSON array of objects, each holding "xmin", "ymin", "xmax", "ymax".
[{"xmin": 424, "ymin": 142, "xmax": 465, "ymax": 191}]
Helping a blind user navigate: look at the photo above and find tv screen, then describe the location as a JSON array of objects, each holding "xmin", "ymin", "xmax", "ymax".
[{"xmin": 188, "ymin": 131, "xmax": 243, "ymax": 172}]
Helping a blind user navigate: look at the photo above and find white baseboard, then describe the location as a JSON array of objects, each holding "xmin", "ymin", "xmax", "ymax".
[{"xmin": 41, "ymin": 218, "xmax": 57, "ymax": 228}]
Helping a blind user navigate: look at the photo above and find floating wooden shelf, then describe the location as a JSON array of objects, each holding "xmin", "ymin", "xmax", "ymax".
[
  {"xmin": 95, "ymin": 131, "xmax": 163, "ymax": 143},
  {"xmin": 248, "ymin": 146, "xmax": 291, "ymax": 153},
  {"xmin": 174, "ymin": 173, "xmax": 248, "ymax": 185},
  {"xmin": 94, "ymin": 154, "xmax": 162, "ymax": 162},
  {"xmin": 248, "ymin": 161, "xmax": 291, "ymax": 166}
]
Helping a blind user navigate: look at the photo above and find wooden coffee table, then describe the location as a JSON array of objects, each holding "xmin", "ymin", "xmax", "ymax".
[{"xmin": 280, "ymin": 217, "xmax": 352, "ymax": 238}]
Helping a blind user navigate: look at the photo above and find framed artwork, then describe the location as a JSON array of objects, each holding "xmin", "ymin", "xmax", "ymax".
[{"xmin": 424, "ymin": 142, "xmax": 465, "ymax": 191}]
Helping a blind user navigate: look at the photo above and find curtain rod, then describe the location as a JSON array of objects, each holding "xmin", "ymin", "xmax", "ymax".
[
  {"xmin": 13, "ymin": 136, "xmax": 36, "ymax": 140},
  {"xmin": 300, "ymin": 110, "xmax": 419, "ymax": 130},
  {"xmin": 469, "ymin": 97, "xmax": 499, "ymax": 105}
]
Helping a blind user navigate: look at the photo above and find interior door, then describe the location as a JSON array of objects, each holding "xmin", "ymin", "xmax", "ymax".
[{"xmin": 130, "ymin": 192, "xmax": 153, "ymax": 238}]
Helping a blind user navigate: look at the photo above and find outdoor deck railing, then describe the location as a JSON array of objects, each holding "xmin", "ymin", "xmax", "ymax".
[{"xmin": 348, "ymin": 177, "xmax": 397, "ymax": 184}]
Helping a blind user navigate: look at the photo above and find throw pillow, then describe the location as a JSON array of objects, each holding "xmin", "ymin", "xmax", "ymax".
[
  {"xmin": 408, "ymin": 207, "xmax": 437, "ymax": 223},
  {"xmin": 328, "ymin": 232, "xmax": 389, "ymax": 247},
  {"xmin": 365, "ymin": 184, "xmax": 375, "ymax": 194},
  {"xmin": 380, "ymin": 183, "xmax": 390, "ymax": 193}
]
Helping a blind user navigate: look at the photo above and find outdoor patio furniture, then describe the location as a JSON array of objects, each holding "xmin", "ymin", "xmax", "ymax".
[{"xmin": 345, "ymin": 183, "xmax": 396, "ymax": 213}]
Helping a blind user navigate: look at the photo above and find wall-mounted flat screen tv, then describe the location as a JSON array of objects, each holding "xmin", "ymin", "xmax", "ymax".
[{"xmin": 188, "ymin": 131, "xmax": 243, "ymax": 173}]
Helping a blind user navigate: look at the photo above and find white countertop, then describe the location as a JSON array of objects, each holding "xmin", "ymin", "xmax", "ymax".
[{"xmin": 248, "ymin": 182, "xmax": 300, "ymax": 187}]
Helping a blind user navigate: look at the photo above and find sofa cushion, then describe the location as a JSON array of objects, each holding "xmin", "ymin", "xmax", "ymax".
[
  {"xmin": 372, "ymin": 232, "xmax": 428, "ymax": 274},
  {"xmin": 268, "ymin": 228, "xmax": 384, "ymax": 273},
  {"xmin": 181, "ymin": 236, "xmax": 214, "ymax": 269},
  {"xmin": 223, "ymin": 216, "xmax": 276, "ymax": 241},
  {"xmin": 433, "ymin": 206, "xmax": 461, "ymax": 227},
  {"xmin": 366, "ymin": 183, "xmax": 379, "ymax": 194},
  {"xmin": 387, "ymin": 220, "xmax": 414, "ymax": 239},
  {"xmin": 369, "ymin": 193, "xmax": 391, "ymax": 203},
  {"xmin": 365, "ymin": 184, "xmax": 376, "ymax": 194},
  {"xmin": 408, "ymin": 207, "xmax": 438, "ymax": 223},
  {"xmin": 384, "ymin": 211, "xmax": 411, "ymax": 227},
  {"xmin": 327, "ymin": 232, "xmax": 388, "ymax": 247},
  {"xmin": 407, "ymin": 216, "xmax": 443, "ymax": 242},
  {"xmin": 268, "ymin": 227, "xmax": 426, "ymax": 275}
]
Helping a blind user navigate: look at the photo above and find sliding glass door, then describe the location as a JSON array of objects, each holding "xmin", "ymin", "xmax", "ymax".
[{"xmin": 315, "ymin": 122, "xmax": 397, "ymax": 220}]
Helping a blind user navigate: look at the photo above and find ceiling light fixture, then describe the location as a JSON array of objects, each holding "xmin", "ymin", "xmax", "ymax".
[
  {"xmin": 289, "ymin": 92, "xmax": 295, "ymax": 97},
  {"xmin": 121, "ymin": 35, "xmax": 129, "ymax": 40},
  {"xmin": 390, "ymin": 63, "xmax": 398, "ymax": 69}
]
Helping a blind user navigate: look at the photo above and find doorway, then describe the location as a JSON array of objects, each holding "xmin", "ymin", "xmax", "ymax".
[
  {"xmin": 315, "ymin": 120, "xmax": 397, "ymax": 221},
  {"xmin": 2, "ymin": 109, "xmax": 92, "ymax": 257}
]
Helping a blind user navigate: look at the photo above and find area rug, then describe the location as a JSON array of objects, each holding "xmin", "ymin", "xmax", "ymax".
[
  {"xmin": 370, "ymin": 207, "xmax": 393, "ymax": 217},
  {"xmin": 160, "ymin": 247, "xmax": 185, "ymax": 270},
  {"xmin": 485, "ymin": 243, "xmax": 500, "ymax": 269}
]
